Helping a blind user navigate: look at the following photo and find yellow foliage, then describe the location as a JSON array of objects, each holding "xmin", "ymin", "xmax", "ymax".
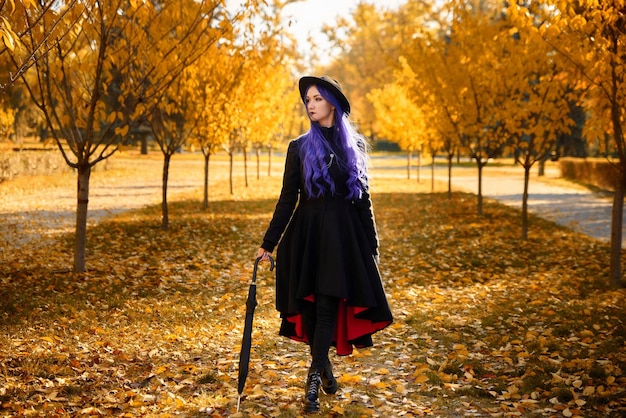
[{"xmin": 368, "ymin": 83, "xmax": 426, "ymax": 152}]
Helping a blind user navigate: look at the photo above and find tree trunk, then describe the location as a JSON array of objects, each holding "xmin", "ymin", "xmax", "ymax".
[
  {"xmin": 268, "ymin": 147, "xmax": 273, "ymax": 177},
  {"xmin": 609, "ymin": 168, "xmax": 624, "ymax": 288},
  {"xmin": 256, "ymin": 147, "xmax": 261, "ymax": 180},
  {"xmin": 522, "ymin": 165, "xmax": 530, "ymax": 240},
  {"xmin": 203, "ymin": 152, "xmax": 210, "ymax": 210},
  {"xmin": 477, "ymin": 161, "xmax": 484, "ymax": 216},
  {"xmin": 141, "ymin": 135, "xmax": 148, "ymax": 155},
  {"xmin": 74, "ymin": 163, "xmax": 91, "ymax": 273},
  {"xmin": 161, "ymin": 153, "xmax": 171, "ymax": 231},
  {"xmin": 229, "ymin": 152, "xmax": 234, "ymax": 195},
  {"xmin": 447, "ymin": 154, "xmax": 453, "ymax": 199},
  {"xmin": 538, "ymin": 158, "xmax": 546, "ymax": 176},
  {"xmin": 244, "ymin": 148, "xmax": 249, "ymax": 187},
  {"xmin": 609, "ymin": 76, "xmax": 624, "ymax": 288},
  {"xmin": 431, "ymin": 154, "xmax": 435, "ymax": 192},
  {"xmin": 417, "ymin": 151, "xmax": 421, "ymax": 183},
  {"xmin": 406, "ymin": 151, "xmax": 411, "ymax": 180}
]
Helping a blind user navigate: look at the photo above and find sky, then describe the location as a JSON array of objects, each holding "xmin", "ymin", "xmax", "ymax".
[
  {"xmin": 281, "ymin": 0, "xmax": 405, "ymax": 65},
  {"xmin": 226, "ymin": 0, "xmax": 406, "ymax": 66}
]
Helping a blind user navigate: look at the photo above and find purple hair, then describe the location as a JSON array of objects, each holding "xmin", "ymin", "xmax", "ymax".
[{"xmin": 299, "ymin": 84, "xmax": 369, "ymax": 200}]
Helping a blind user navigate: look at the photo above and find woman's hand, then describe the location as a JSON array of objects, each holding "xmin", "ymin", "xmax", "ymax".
[{"xmin": 257, "ymin": 248, "xmax": 272, "ymax": 262}]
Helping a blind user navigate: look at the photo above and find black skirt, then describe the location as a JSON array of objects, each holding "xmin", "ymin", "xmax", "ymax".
[{"xmin": 275, "ymin": 195, "xmax": 393, "ymax": 355}]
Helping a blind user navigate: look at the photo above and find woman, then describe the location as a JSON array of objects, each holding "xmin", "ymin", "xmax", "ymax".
[{"xmin": 256, "ymin": 75, "xmax": 393, "ymax": 414}]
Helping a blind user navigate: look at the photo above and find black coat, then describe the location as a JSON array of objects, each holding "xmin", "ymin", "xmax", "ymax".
[{"xmin": 261, "ymin": 133, "xmax": 393, "ymax": 355}]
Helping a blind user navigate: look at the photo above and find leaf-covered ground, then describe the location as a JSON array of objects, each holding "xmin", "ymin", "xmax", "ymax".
[{"xmin": 0, "ymin": 158, "xmax": 625, "ymax": 417}]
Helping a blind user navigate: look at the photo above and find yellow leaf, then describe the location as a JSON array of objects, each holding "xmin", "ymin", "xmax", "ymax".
[
  {"xmin": 115, "ymin": 125, "xmax": 129, "ymax": 136},
  {"xmin": 607, "ymin": 376, "xmax": 615, "ymax": 385},
  {"xmin": 372, "ymin": 381, "xmax": 388, "ymax": 389},
  {"xmin": 438, "ymin": 372, "xmax": 455, "ymax": 383},
  {"xmin": 337, "ymin": 374, "xmax": 362, "ymax": 384},
  {"xmin": 395, "ymin": 383, "xmax": 407, "ymax": 394},
  {"xmin": 2, "ymin": 32, "xmax": 15, "ymax": 51},
  {"xmin": 414, "ymin": 374, "xmax": 429, "ymax": 384},
  {"xmin": 40, "ymin": 336, "xmax": 55, "ymax": 343},
  {"xmin": 331, "ymin": 405, "xmax": 345, "ymax": 415},
  {"xmin": 376, "ymin": 368, "xmax": 390, "ymax": 375}
]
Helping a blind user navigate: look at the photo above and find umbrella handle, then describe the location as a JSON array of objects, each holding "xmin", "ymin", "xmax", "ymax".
[{"xmin": 252, "ymin": 255, "xmax": 275, "ymax": 284}]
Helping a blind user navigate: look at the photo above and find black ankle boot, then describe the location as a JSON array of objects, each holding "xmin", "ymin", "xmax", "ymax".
[
  {"xmin": 321, "ymin": 360, "xmax": 338, "ymax": 394},
  {"xmin": 304, "ymin": 370, "xmax": 321, "ymax": 413}
]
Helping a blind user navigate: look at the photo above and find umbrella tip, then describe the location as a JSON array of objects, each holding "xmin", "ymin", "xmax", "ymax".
[{"xmin": 237, "ymin": 394, "xmax": 241, "ymax": 412}]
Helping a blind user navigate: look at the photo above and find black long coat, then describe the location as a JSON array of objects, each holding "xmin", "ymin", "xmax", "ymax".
[{"xmin": 261, "ymin": 131, "xmax": 393, "ymax": 355}]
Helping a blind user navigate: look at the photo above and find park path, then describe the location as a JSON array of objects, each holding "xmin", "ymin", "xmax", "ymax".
[
  {"xmin": 438, "ymin": 164, "xmax": 621, "ymax": 245},
  {"xmin": 0, "ymin": 157, "xmax": 211, "ymax": 250},
  {"xmin": 0, "ymin": 154, "xmax": 621, "ymax": 250}
]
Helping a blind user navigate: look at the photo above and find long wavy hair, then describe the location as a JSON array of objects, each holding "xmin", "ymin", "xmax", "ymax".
[{"xmin": 299, "ymin": 84, "xmax": 369, "ymax": 200}]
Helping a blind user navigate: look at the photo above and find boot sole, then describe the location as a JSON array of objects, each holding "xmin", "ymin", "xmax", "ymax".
[
  {"xmin": 304, "ymin": 401, "xmax": 320, "ymax": 414},
  {"xmin": 322, "ymin": 381, "xmax": 338, "ymax": 395}
]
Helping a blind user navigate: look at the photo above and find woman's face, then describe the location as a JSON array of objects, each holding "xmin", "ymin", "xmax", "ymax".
[{"xmin": 305, "ymin": 85, "xmax": 335, "ymax": 127}]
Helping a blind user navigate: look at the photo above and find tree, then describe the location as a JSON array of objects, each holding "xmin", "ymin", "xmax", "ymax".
[
  {"xmin": 190, "ymin": 44, "xmax": 242, "ymax": 209},
  {"xmin": 535, "ymin": 0, "xmax": 626, "ymax": 288},
  {"xmin": 411, "ymin": 1, "xmax": 509, "ymax": 214},
  {"xmin": 399, "ymin": 44, "xmax": 464, "ymax": 198},
  {"xmin": 140, "ymin": 0, "xmax": 232, "ymax": 230},
  {"xmin": 148, "ymin": 72, "xmax": 199, "ymax": 231},
  {"xmin": 501, "ymin": 4, "xmax": 576, "ymax": 240},
  {"xmin": 8, "ymin": 0, "xmax": 229, "ymax": 272},
  {"xmin": 324, "ymin": 2, "xmax": 414, "ymax": 138},
  {"xmin": 0, "ymin": 103, "xmax": 15, "ymax": 140},
  {"xmin": 1, "ymin": 0, "xmax": 80, "ymax": 86},
  {"xmin": 368, "ymin": 83, "xmax": 426, "ymax": 180}
]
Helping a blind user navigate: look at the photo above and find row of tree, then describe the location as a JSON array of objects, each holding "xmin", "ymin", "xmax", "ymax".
[
  {"xmin": 1, "ymin": 0, "xmax": 624, "ymax": 288},
  {"xmin": 0, "ymin": 0, "xmax": 307, "ymax": 272},
  {"xmin": 320, "ymin": 0, "xmax": 625, "ymax": 288}
]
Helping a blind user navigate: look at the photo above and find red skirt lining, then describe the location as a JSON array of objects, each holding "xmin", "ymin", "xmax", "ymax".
[{"xmin": 285, "ymin": 296, "xmax": 390, "ymax": 355}]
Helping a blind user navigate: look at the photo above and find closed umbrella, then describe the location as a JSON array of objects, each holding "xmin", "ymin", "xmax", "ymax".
[{"xmin": 237, "ymin": 255, "xmax": 274, "ymax": 412}]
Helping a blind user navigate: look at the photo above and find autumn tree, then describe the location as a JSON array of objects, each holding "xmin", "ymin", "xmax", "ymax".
[
  {"xmin": 266, "ymin": 86, "xmax": 304, "ymax": 177},
  {"xmin": 399, "ymin": 1, "xmax": 510, "ymax": 214},
  {"xmin": 7, "ymin": 0, "xmax": 231, "ymax": 272},
  {"xmin": 148, "ymin": 72, "xmax": 200, "ymax": 231},
  {"xmin": 0, "ymin": 103, "xmax": 15, "ymax": 140},
  {"xmin": 368, "ymin": 83, "xmax": 426, "ymax": 180},
  {"xmin": 499, "ymin": 5, "xmax": 576, "ymax": 240},
  {"xmin": 533, "ymin": 0, "xmax": 626, "ymax": 288},
  {"xmin": 324, "ymin": 2, "xmax": 416, "ymax": 138},
  {"xmin": 190, "ymin": 44, "xmax": 243, "ymax": 209},
  {"xmin": 248, "ymin": 63, "xmax": 299, "ymax": 181},
  {"xmin": 399, "ymin": 39, "xmax": 464, "ymax": 198},
  {"xmin": 1, "ymin": 0, "xmax": 80, "ymax": 145},
  {"xmin": 139, "ymin": 0, "xmax": 234, "ymax": 230},
  {"xmin": 1, "ymin": 0, "xmax": 81, "ymax": 84}
]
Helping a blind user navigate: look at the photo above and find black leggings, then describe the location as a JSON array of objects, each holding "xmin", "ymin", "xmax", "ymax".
[{"xmin": 301, "ymin": 294, "xmax": 339, "ymax": 372}]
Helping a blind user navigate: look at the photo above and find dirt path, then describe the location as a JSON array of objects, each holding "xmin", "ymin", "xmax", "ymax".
[
  {"xmin": 0, "ymin": 155, "xmax": 209, "ymax": 250},
  {"xmin": 441, "ymin": 165, "xmax": 620, "ymax": 245},
  {"xmin": 0, "ymin": 154, "xmax": 620, "ymax": 251}
]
